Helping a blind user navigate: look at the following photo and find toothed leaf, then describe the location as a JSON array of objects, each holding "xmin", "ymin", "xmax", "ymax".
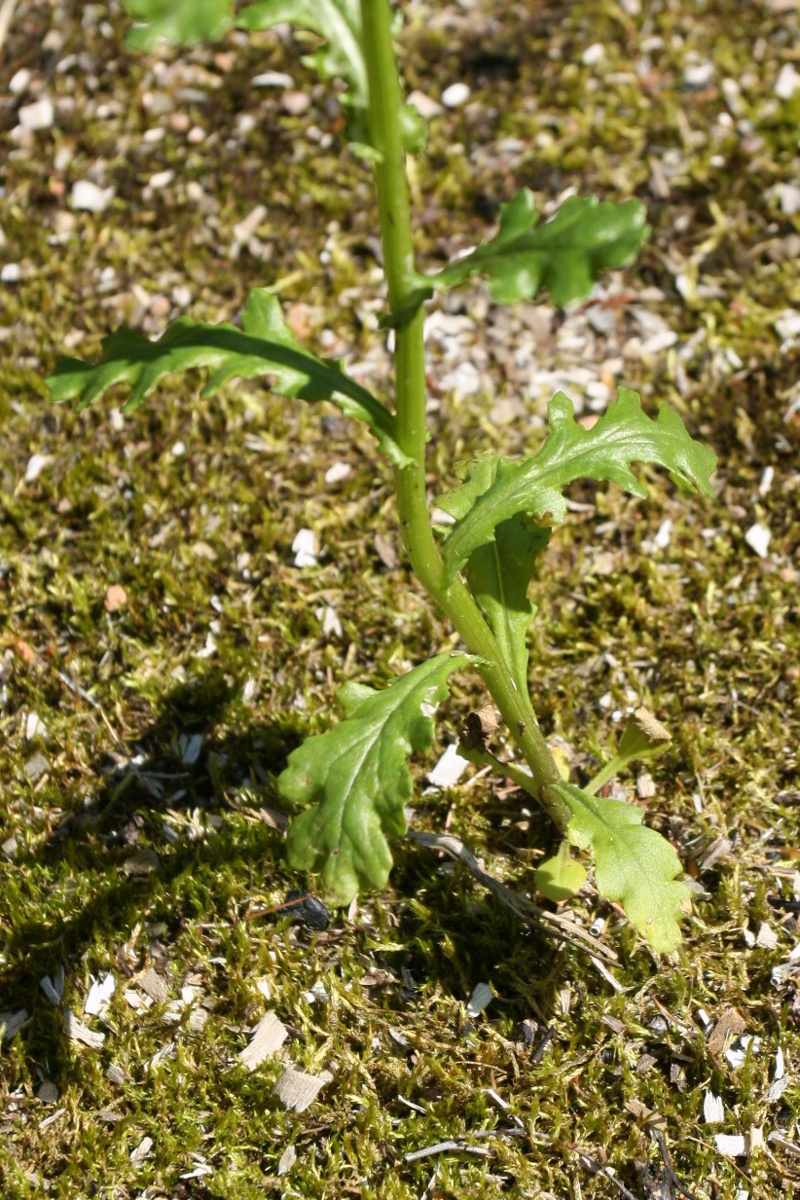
[
  {"xmin": 411, "ymin": 190, "xmax": 648, "ymax": 308},
  {"xmin": 547, "ymin": 781, "xmax": 691, "ymax": 952},
  {"xmin": 46, "ymin": 288, "xmax": 406, "ymax": 467},
  {"xmin": 463, "ymin": 516, "xmax": 551, "ymax": 697},
  {"xmin": 281, "ymin": 654, "xmax": 474, "ymax": 905},
  {"xmin": 123, "ymin": 0, "xmax": 234, "ymax": 47},
  {"xmin": 439, "ymin": 388, "xmax": 717, "ymax": 584},
  {"xmin": 535, "ymin": 841, "xmax": 587, "ymax": 902}
]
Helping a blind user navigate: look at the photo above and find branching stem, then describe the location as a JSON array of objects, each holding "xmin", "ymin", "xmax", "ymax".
[{"xmin": 360, "ymin": 0, "xmax": 567, "ymax": 828}]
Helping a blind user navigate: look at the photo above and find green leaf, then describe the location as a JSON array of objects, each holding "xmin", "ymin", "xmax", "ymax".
[
  {"xmin": 46, "ymin": 288, "xmax": 407, "ymax": 467},
  {"xmin": 123, "ymin": 0, "xmax": 234, "ymax": 48},
  {"xmin": 547, "ymin": 781, "xmax": 691, "ymax": 952},
  {"xmin": 238, "ymin": 0, "xmax": 424, "ymax": 150},
  {"xmin": 281, "ymin": 654, "xmax": 475, "ymax": 905},
  {"xmin": 439, "ymin": 388, "xmax": 718, "ymax": 584},
  {"xmin": 462, "ymin": 515, "xmax": 551, "ymax": 697},
  {"xmin": 410, "ymin": 190, "xmax": 649, "ymax": 308},
  {"xmin": 535, "ymin": 841, "xmax": 587, "ymax": 902}
]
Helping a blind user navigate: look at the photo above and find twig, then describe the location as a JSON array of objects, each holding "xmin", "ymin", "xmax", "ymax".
[
  {"xmin": 570, "ymin": 1148, "xmax": 641, "ymax": 1200},
  {"xmin": 649, "ymin": 1127, "xmax": 700, "ymax": 1200},
  {"xmin": 406, "ymin": 828, "xmax": 618, "ymax": 965},
  {"xmin": 0, "ymin": 0, "xmax": 19, "ymax": 55}
]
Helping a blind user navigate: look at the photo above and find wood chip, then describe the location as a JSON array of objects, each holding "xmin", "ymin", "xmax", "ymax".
[
  {"xmin": 706, "ymin": 1007, "xmax": 747, "ymax": 1057},
  {"xmin": 63, "ymin": 1009, "xmax": 105, "ymax": 1050},
  {"xmin": 104, "ymin": 584, "xmax": 127, "ymax": 613},
  {"xmin": 239, "ymin": 1012, "xmax": 288, "ymax": 1071},
  {"xmin": 137, "ymin": 967, "xmax": 169, "ymax": 1004},
  {"xmin": 122, "ymin": 848, "xmax": 160, "ymax": 876},
  {"xmin": 130, "ymin": 1135, "xmax": 153, "ymax": 1165},
  {"xmin": 273, "ymin": 1065, "xmax": 333, "ymax": 1112},
  {"xmin": 277, "ymin": 1145, "xmax": 297, "ymax": 1175}
]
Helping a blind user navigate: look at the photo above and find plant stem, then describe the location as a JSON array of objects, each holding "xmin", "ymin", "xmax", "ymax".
[{"xmin": 360, "ymin": 0, "xmax": 567, "ymax": 829}]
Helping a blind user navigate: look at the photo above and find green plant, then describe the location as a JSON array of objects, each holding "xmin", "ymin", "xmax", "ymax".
[{"xmin": 47, "ymin": 0, "xmax": 717, "ymax": 952}]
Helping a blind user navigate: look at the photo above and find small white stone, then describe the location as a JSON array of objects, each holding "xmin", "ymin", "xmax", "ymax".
[
  {"xmin": 171, "ymin": 441, "xmax": 186, "ymax": 457},
  {"xmin": 582, "ymin": 43, "xmax": 605, "ymax": 66},
  {"xmin": 24, "ymin": 453, "xmax": 51, "ymax": 483},
  {"xmin": 292, "ymin": 528, "xmax": 318, "ymax": 568},
  {"xmin": 148, "ymin": 169, "xmax": 174, "ymax": 189},
  {"xmin": 684, "ymin": 62, "xmax": 714, "ymax": 88},
  {"xmin": 778, "ymin": 183, "xmax": 800, "ymax": 216},
  {"xmin": 654, "ymin": 518, "xmax": 673, "ymax": 550},
  {"xmin": 25, "ymin": 712, "xmax": 46, "ymax": 740},
  {"xmin": 774, "ymin": 310, "xmax": 800, "ymax": 340},
  {"xmin": 407, "ymin": 89, "xmax": 443, "ymax": 119},
  {"xmin": 324, "ymin": 461, "xmax": 351, "ymax": 485},
  {"xmin": 71, "ymin": 180, "xmax": 114, "ymax": 213},
  {"xmin": 251, "ymin": 71, "xmax": 294, "ymax": 88},
  {"xmin": 744, "ymin": 523, "xmax": 771, "ymax": 558},
  {"xmin": 704, "ymin": 1090, "xmax": 725, "ymax": 1123},
  {"xmin": 758, "ymin": 466, "xmax": 774, "ymax": 497},
  {"xmin": 1, "ymin": 263, "xmax": 21, "ymax": 283},
  {"xmin": 18, "ymin": 97, "xmax": 54, "ymax": 130},
  {"xmin": 775, "ymin": 63, "xmax": 800, "ymax": 101},
  {"xmin": 441, "ymin": 82, "xmax": 471, "ymax": 108},
  {"xmin": 318, "ymin": 605, "xmax": 342, "ymax": 639},
  {"xmin": 426, "ymin": 743, "xmax": 470, "ymax": 789},
  {"xmin": 9, "ymin": 68, "xmax": 32, "ymax": 95}
]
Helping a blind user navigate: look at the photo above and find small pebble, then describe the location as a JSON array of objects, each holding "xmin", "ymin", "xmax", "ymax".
[
  {"xmin": 18, "ymin": 98, "xmax": 54, "ymax": 130},
  {"xmin": 775, "ymin": 63, "xmax": 800, "ymax": 101},
  {"xmin": 744, "ymin": 522, "xmax": 770, "ymax": 558},
  {"xmin": 71, "ymin": 180, "xmax": 114, "ymax": 213},
  {"xmin": 441, "ymin": 82, "xmax": 471, "ymax": 108},
  {"xmin": 1, "ymin": 263, "xmax": 21, "ymax": 284}
]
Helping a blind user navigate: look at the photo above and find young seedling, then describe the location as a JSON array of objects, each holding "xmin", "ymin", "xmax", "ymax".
[{"xmin": 47, "ymin": 0, "xmax": 717, "ymax": 952}]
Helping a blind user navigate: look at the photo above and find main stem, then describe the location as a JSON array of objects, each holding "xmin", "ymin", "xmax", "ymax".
[{"xmin": 360, "ymin": 0, "xmax": 566, "ymax": 827}]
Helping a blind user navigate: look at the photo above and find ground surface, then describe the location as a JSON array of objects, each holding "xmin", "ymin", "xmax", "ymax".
[{"xmin": 1, "ymin": 0, "xmax": 800, "ymax": 1197}]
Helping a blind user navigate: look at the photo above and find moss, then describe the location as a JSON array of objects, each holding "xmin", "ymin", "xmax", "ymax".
[{"xmin": 1, "ymin": 0, "xmax": 800, "ymax": 1196}]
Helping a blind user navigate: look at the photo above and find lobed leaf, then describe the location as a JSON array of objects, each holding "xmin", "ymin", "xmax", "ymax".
[
  {"xmin": 460, "ymin": 516, "xmax": 551, "ymax": 697},
  {"xmin": 410, "ymin": 190, "xmax": 648, "ymax": 308},
  {"xmin": 281, "ymin": 654, "xmax": 474, "ymax": 905},
  {"xmin": 123, "ymin": 0, "xmax": 235, "ymax": 48},
  {"xmin": 439, "ymin": 388, "xmax": 717, "ymax": 584},
  {"xmin": 546, "ymin": 781, "xmax": 691, "ymax": 952},
  {"xmin": 535, "ymin": 841, "xmax": 587, "ymax": 902},
  {"xmin": 46, "ymin": 288, "xmax": 406, "ymax": 467}
]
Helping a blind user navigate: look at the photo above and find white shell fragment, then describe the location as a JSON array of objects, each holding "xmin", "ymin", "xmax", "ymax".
[
  {"xmin": 292, "ymin": 528, "xmax": 318, "ymax": 568},
  {"xmin": 40, "ymin": 969, "xmax": 64, "ymax": 1004},
  {"xmin": 273, "ymin": 1065, "xmax": 334, "ymax": 1113},
  {"xmin": 744, "ymin": 523, "xmax": 771, "ymax": 558},
  {"xmin": 426, "ymin": 743, "xmax": 470, "ymax": 789},
  {"xmin": 63, "ymin": 1009, "xmax": 105, "ymax": 1049},
  {"xmin": 238, "ymin": 1012, "xmax": 288, "ymax": 1072},
  {"xmin": 137, "ymin": 967, "xmax": 168, "ymax": 1004},
  {"xmin": 704, "ymin": 1090, "xmax": 725, "ymax": 1123},
  {"xmin": 84, "ymin": 972, "xmax": 116, "ymax": 1017},
  {"xmin": 715, "ymin": 1133, "xmax": 747, "ymax": 1157},
  {"xmin": 466, "ymin": 982, "xmax": 494, "ymax": 1018},
  {"xmin": 71, "ymin": 180, "xmax": 114, "ymax": 213},
  {"xmin": 324, "ymin": 461, "xmax": 351, "ymax": 485}
]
